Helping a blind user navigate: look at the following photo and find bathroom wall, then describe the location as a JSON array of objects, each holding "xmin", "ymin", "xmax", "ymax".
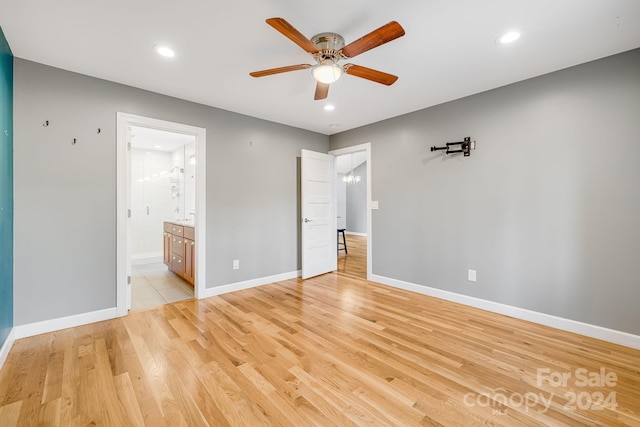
[
  {"xmin": 169, "ymin": 145, "xmax": 185, "ymax": 219},
  {"xmin": 167, "ymin": 142, "xmax": 196, "ymax": 221},
  {"xmin": 130, "ymin": 148, "xmax": 173, "ymax": 262},
  {"xmin": 183, "ymin": 142, "xmax": 196, "ymax": 218}
]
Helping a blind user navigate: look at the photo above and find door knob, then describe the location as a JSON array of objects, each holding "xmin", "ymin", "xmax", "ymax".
[{"xmin": 304, "ymin": 218, "xmax": 312, "ymax": 223}]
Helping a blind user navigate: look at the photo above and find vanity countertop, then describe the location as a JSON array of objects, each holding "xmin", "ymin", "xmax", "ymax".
[{"xmin": 166, "ymin": 219, "xmax": 195, "ymax": 228}]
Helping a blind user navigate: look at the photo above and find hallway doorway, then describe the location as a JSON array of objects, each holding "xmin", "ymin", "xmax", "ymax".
[{"xmin": 329, "ymin": 143, "xmax": 372, "ymax": 280}]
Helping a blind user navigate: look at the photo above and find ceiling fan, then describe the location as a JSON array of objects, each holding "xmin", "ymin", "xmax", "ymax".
[{"xmin": 250, "ymin": 18, "xmax": 405, "ymax": 100}]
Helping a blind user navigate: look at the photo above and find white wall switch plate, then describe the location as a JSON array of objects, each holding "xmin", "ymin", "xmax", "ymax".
[
  {"xmin": 371, "ymin": 201, "xmax": 379, "ymax": 210},
  {"xmin": 233, "ymin": 259, "xmax": 239, "ymax": 270},
  {"xmin": 468, "ymin": 269, "xmax": 477, "ymax": 282}
]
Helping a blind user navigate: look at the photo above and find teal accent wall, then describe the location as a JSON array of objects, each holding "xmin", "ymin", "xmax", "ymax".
[{"xmin": 0, "ymin": 26, "xmax": 14, "ymax": 348}]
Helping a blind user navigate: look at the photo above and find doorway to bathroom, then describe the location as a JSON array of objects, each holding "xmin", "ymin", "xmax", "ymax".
[
  {"xmin": 129, "ymin": 127, "xmax": 195, "ymax": 310},
  {"xmin": 116, "ymin": 113, "xmax": 206, "ymax": 316}
]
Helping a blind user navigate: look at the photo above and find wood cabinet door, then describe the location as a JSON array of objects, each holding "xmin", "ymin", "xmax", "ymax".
[
  {"xmin": 163, "ymin": 232, "xmax": 171, "ymax": 266},
  {"xmin": 172, "ymin": 236, "xmax": 185, "ymax": 257},
  {"xmin": 171, "ymin": 254, "xmax": 185, "ymax": 276},
  {"xmin": 184, "ymin": 238, "xmax": 195, "ymax": 285}
]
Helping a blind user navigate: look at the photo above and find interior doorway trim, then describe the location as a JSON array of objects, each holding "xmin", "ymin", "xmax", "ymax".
[
  {"xmin": 328, "ymin": 142, "xmax": 372, "ymax": 280},
  {"xmin": 116, "ymin": 112, "xmax": 207, "ymax": 316}
]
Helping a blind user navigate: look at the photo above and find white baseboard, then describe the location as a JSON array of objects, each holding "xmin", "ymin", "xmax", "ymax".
[
  {"xmin": 14, "ymin": 308, "xmax": 118, "ymax": 340},
  {"xmin": 203, "ymin": 270, "xmax": 301, "ymax": 298},
  {"xmin": 345, "ymin": 231, "xmax": 367, "ymax": 237},
  {"xmin": 371, "ymin": 274, "xmax": 640, "ymax": 351},
  {"xmin": 11, "ymin": 270, "xmax": 301, "ymax": 340},
  {"xmin": 0, "ymin": 328, "xmax": 16, "ymax": 371}
]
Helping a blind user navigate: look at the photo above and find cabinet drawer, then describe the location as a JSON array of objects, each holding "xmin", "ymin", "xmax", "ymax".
[
  {"xmin": 183, "ymin": 226, "xmax": 195, "ymax": 240},
  {"xmin": 164, "ymin": 222, "xmax": 173, "ymax": 233},
  {"xmin": 171, "ymin": 254, "xmax": 185, "ymax": 275},
  {"xmin": 171, "ymin": 236, "xmax": 185, "ymax": 256},
  {"xmin": 170, "ymin": 224, "xmax": 184, "ymax": 237}
]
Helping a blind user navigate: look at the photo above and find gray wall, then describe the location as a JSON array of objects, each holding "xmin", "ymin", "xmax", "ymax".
[
  {"xmin": 346, "ymin": 161, "xmax": 367, "ymax": 234},
  {"xmin": 330, "ymin": 49, "xmax": 640, "ymax": 335},
  {"xmin": 14, "ymin": 59, "xmax": 328, "ymax": 325}
]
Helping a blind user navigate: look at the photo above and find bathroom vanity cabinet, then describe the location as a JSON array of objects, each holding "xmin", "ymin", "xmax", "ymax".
[{"xmin": 163, "ymin": 221, "xmax": 195, "ymax": 286}]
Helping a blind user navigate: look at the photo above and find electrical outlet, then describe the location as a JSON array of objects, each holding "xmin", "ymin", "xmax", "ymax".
[
  {"xmin": 233, "ymin": 259, "xmax": 239, "ymax": 270},
  {"xmin": 468, "ymin": 269, "xmax": 477, "ymax": 282}
]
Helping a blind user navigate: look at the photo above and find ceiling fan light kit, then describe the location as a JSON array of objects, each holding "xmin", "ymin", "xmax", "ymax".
[
  {"xmin": 310, "ymin": 32, "xmax": 345, "ymax": 84},
  {"xmin": 312, "ymin": 62, "xmax": 343, "ymax": 84},
  {"xmin": 250, "ymin": 18, "xmax": 405, "ymax": 100}
]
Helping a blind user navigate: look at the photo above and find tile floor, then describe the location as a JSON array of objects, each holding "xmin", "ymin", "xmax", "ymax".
[{"xmin": 131, "ymin": 262, "xmax": 194, "ymax": 311}]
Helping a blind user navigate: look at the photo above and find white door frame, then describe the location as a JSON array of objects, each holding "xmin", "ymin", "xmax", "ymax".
[
  {"xmin": 116, "ymin": 112, "xmax": 207, "ymax": 316},
  {"xmin": 329, "ymin": 142, "xmax": 372, "ymax": 280}
]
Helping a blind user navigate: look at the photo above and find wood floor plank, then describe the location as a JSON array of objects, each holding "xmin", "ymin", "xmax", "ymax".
[
  {"xmin": 0, "ymin": 400, "xmax": 22, "ymax": 427},
  {"xmin": 287, "ymin": 366, "xmax": 357, "ymax": 427},
  {"xmin": 113, "ymin": 372, "xmax": 146, "ymax": 427},
  {"xmin": 1, "ymin": 243, "xmax": 639, "ymax": 426},
  {"xmin": 40, "ymin": 351, "xmax": 64, "ymax": 405},
  {"xmin": 36, "ymin": 397, "xmax": 60, "ymax": 426},
  {"xmin": 197, "ymin": 360, "xmax": 271, "ymax": 426}
]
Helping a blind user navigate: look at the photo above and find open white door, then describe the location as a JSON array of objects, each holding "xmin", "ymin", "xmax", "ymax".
[
  {"xmin": 125, "ymin": 125, "xmax": 132, "ymax": 311},
  {"xmin": 301, "ymin": 149, "xmax": 336, "ymax": 279}
]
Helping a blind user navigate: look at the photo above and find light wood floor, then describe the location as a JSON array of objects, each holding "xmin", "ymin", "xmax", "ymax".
[
  {"xmin": 1, "ymin": 271, "xmax": 639, "ymax": 425},
  {"xmin": 337, "ymin": 234, "xmax": 367, "ymax": 279}
]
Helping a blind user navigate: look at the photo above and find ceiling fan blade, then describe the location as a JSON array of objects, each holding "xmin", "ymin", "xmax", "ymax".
[
  {"xmin": 344, "ymin": 64, "xmax": 398, "ymax": 85},
  {"xmin": 250, "ymin": 64, "xmax": 312, "ymax": 78},
  {"xmin": 314, "ymin": 82, "xmax": 329, "ymax": 100},
  {"xmin": 340, "ymin": 21, "xmax": 405, "ymax": 59},
  {"xmin": 266, "ymin": 18, "xmax": 320, "ymax": 54}
]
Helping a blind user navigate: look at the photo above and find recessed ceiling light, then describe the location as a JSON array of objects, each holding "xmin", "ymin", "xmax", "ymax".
[
  {"xmin": 495, "ymin": 31, "xmax": 520, "ymax": 44},
  {"xmin": 324, "ymin": 104, "xmax": 335, "ymax": 111},
  {"xmin": 154, "ymin": 45, "xmax": 175, "ymax": 58},
  {"xmin": 329, "ymin": 124, "xmax": 340, "ymax": 129},
  {"xmin": 153, "ymin": 145, "xmax": 162, "ymax": 149}
]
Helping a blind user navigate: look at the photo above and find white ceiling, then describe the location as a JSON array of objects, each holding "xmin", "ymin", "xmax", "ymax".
[{"xmin": 1, "ymin": 1, "xmax": 639, "ymax": 135}]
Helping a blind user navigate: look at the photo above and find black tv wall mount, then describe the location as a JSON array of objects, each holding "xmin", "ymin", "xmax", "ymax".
[{"xmin": 431, "ymin": 137, "xmax": 475, "ymax": 157}]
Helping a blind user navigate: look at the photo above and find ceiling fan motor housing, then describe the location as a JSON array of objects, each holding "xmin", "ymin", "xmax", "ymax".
[{"xmin": 311, "ymin": 32, "xmax": 345, "ymax": 62}]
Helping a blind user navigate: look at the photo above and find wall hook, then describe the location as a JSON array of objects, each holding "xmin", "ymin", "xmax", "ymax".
[
  {"xmin": 43, "ymin": 120, "xmax": 49, "ymax": 127},
  {"xmin": 97, "ymin": 128, "xmax": 101, "ymax": 134},
  {"xmin": 72, "ymin": 138, "xmax": 77, "ymax": 145}
]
